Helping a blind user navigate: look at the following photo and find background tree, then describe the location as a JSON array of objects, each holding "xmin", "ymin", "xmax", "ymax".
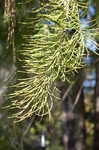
[{"xmin": 94, "ymin": 0, "xmax": 99, "ymax": 149}]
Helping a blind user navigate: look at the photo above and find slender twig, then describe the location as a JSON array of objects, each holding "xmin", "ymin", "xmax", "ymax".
[
  {"xmin": 62, "ymin": 81, "xmax": 75, "ymax": 101},
  {"xmin": 72, "ymin": 86, "xmax": 82, "ymax": 111}
]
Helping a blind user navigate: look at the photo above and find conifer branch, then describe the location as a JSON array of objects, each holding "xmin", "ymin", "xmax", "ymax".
[{"xmin": 7, "ymin": 0, "xmax": 99, "ymax": 122}]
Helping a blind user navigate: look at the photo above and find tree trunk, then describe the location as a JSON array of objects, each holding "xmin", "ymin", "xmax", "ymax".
[
  {"xmin": 94, "ymin": 61, "xmax": 99, "ymax": 150},
  {"xmin": 60, "ymin": 75, "xmax": 86, "ymax": 150},
  {"xmin": 94, "ymin": 0, "xmax": 99, "ymax": 149}
]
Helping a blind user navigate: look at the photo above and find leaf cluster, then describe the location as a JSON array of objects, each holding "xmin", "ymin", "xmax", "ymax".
[{"xmin": 8, "ymin": 0, "xmax": 99, "ymax": 122}]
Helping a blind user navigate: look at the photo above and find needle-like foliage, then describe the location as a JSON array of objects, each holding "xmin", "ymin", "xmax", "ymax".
[{"xmin": 8, "ymin": 0, "xmax": 99, "ymax": 122}]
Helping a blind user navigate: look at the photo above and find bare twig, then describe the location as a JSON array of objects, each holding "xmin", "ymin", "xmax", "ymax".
[
  {"xmin": 72, "ymin": 86, "xmax": 82, "ymax": 111},
  {"xmin": 62, "ymin": 82, "xmax": 75, "ymax": 101}
]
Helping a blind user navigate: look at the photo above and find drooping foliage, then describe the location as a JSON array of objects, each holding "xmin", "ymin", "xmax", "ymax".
[{"xmin": 6, "ymin": 0, "xmax": 99, "ymax": 122}]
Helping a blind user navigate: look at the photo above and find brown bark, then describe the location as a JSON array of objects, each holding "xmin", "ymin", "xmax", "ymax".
[
  {"xmin": 4, "ymin": 0, "xmax": 8, "ymax": 22},
  {"xmin": 4, "ymin": 0, "xmax": 16, "ymax": 63},
  {"xmin": 10, "ymin": 0, "xmax": 16, "ymax": 63}
]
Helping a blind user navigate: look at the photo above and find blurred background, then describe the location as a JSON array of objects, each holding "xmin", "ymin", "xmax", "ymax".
[{"xmin": 0, "ymin": 0, "xmax": 99, "ymax": 150}]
